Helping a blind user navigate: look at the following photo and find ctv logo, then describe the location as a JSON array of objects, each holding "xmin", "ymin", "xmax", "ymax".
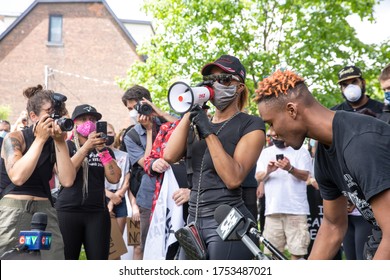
[{"xmin": 19, "ymin": 235, "xmax": 38, "ymax": 246}]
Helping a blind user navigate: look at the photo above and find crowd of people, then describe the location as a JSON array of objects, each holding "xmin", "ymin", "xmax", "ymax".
[{"xmin": 0, "ymin": 58, "xmax": 389, "ymax": 260}]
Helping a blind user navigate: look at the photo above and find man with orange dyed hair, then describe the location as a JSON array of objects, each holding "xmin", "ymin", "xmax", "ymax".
[{"xmin": 254, "ymin": 69, "xmax": 390, "ymax": 260}]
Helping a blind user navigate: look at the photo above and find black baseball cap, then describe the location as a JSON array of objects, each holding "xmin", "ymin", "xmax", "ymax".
[
  {"xmin": 337, "ymin": 66, "xmax": 363, "ymax": 83},
  {"xmin": 201, "ymin": 55, "xmax": 246, "ymax": 82},
  {"xmin": 71, "ymin": 104, "xmax": 102, "ymax": 121}
]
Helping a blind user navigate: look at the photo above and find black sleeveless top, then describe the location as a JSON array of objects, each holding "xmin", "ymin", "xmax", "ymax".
[
  {"xmin": 0, "ymin": 126, "xmax": 54, "ymax": 198},
  {"xmin": 188, "ymin": 113, "xmax": 265, "ymax": 217}
]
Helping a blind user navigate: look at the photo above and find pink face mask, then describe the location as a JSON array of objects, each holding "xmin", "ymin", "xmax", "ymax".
[{"xmin": 76, "ymin": 121, "xmax": 96, "ymax": 137}]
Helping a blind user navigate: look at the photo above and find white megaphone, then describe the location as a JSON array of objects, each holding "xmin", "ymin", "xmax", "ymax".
[{"xmin": 168, "ymin": 81, "xmax": 214, "ymax": 114}]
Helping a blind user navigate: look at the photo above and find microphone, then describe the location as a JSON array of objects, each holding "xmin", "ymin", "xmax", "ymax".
[
  {"xmin": 0, "ymin": 212, "xmax": 51, "ymax": 260},
  {"xmin": 214, "ymin": 204, "xmax": 287, "ymax": 260},
  {"xmin": 18, "ymin": 212, "xmax": 52, "ymax": 251},
  {"xmin": 214, "ymin": 205, "xmax": 270, "ymax": 260}
]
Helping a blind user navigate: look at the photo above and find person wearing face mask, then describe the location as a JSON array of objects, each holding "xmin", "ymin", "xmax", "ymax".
[
  {"xmin": 332, "ymin": 65, "xmax": 384, "ymax": 115},
  {"xmin": 55, "ymin": 105, "xmax": 121, "ymax": 260},
  {"xmin": 254, "ymin": 135, "xmax": 313, "ymax": 259},
  {"xmin": 121, "ymin": 85, "xmax": 178, "ymax": 259},
  {"xmin": 0, "ymin": 120, "xmax": 11, "ymax": 153},
  {"xmin": 331, "ymin": 66, "xmax": 383, "ymax": 260},
  {"xmin": 378, "ymin": 63, "xmax": 390, "ymax": 124},
  {"xmin": 164, "ymin": 55, "xmax": 265, "ymax": 260}
]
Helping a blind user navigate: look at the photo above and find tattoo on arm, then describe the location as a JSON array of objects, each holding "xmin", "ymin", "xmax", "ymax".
[
  {"xmin": 4, "ymin": 137, "xmax": 23, "ymax": 170},
  {"xmin": 108, "ymin": 164, "xmax": 115, "ymax": 175}
]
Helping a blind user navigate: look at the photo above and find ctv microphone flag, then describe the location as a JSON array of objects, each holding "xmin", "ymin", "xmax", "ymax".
[{"xmin": 19, "ymin": 212, "xmax": 52, "ymax": 251}]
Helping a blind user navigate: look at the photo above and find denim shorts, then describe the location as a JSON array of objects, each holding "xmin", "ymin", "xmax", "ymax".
[{"xmin": 106, "ymin": 191, "xmax": 128, "ymax": 218}]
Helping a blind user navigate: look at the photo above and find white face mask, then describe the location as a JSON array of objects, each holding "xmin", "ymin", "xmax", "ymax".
[
  {"xmin": 129, "ymin": 109, "xmax": 139, "ymax": 124},
  {"xmin": 343, "ymin": 84, "xmax": 362, "ymax": 102}
]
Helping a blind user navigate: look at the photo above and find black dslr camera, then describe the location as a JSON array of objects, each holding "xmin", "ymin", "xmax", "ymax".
[
  {"xmin": 134, "ymin": 101, "xmax": 153, "ymax": 116},
  {"xmin": 51, "ymin": 93, "xmax": 74, "ymax": 131}
]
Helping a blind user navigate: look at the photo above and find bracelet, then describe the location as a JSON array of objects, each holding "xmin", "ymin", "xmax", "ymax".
[
  {"xmin": 288, "ymin": 165, "xmax": 294, "ymax": 173},
  {"xmin": 98, "ymin": 150, "xmax": 113, "ymax": 166}
]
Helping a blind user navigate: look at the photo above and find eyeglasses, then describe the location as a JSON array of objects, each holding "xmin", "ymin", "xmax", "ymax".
[{"xmin": 203, "ymin": 74, "xmax": 241, "ymax": 85}]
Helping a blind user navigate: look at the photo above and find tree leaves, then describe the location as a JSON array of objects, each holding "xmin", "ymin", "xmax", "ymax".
[{"xmin": 118, "ymin": 0, "xmax": 389, "ymax": 112}]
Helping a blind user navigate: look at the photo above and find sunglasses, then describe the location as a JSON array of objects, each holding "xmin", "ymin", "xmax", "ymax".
[{"xmin": 202, "ymin": 74, "xmax": 240, "ymax": 84}]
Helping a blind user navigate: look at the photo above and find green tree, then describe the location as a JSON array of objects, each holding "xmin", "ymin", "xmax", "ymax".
[
  {"xmin": 0, "ymin": 106, "xmax": 11, "ymax": 121},
  {"xmin": 118, "ymin": 0, "xmax": 390, "ymax": 114}
]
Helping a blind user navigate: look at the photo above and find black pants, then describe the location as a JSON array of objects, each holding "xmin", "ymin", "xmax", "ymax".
[
  {"xmin": 57, "ymin": 210, "xmax": 110, "ymax": 260},
  {"xmin": 343, "ymin": 215, "xmax": 374, "ymax": 260}
]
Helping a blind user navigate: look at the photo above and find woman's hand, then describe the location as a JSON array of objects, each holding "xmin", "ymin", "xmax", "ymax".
[
  {"xmin": 131, "ymin": 204, "xmax": 140, "ymax": 222},
  {"xmin": 172, "ymin": 188, "xmax": 190, "ymax": 206},
  {"xmin": 152, "ymin": 158, "xmax": 170, "ymax": 173},
  {"xmin": 83, "ymin": 131, "xmax": 106, "ymax": 152}
]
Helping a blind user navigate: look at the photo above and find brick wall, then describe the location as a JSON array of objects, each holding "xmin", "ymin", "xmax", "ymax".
[{"xmin": 0, "ymin": 2, "xmax": 142, "ymax": 132}]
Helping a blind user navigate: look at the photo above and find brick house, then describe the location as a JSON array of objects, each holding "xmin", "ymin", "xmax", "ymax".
[{"xmin": 0, "ymin": 0, "xmax": 153, "ymax": 131}]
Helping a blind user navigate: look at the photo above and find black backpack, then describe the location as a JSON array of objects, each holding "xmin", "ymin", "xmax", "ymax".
[{"xmin": 124, "ymin": 128, "xmax": 145, "ymax": 197}]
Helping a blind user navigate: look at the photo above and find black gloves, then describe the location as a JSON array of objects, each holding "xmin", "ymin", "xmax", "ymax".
[{"xmin": 189, "ymin": 105, "xmax": 214, "ymax": 139}]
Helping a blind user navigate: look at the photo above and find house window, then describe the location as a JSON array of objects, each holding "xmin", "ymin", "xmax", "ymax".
[{"xmin": 48, "ymin": 15, "xmax": 62, "ymax": 44}]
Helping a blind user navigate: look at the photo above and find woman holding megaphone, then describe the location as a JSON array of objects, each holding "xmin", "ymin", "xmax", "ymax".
[{"xmin": 164, "ymin": 55, "xmax": 266, "ymax": 260}]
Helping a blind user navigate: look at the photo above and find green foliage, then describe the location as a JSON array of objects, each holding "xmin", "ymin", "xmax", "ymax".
[
  {"xmin": 118, "ymin": 0, "xmax": 390, "ymax": 113},
  {"xmin": 0, "ymin": 106, "xmax": 11, "ymax": 120}
]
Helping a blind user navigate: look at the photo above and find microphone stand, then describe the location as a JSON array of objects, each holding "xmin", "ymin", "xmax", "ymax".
[
  {"xmin": 249, "ymin": 228, "xmax": 288, "ymax": 260},
  {"xmin": 240, "ymin": 235, "xmax": 270, "ymax": 260},
  {"xmin": 236, "ymin": 220, "xmax": 271, "ymax": 260}
]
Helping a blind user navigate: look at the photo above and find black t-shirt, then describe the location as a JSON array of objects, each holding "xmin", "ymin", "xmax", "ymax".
[
  {"xmin": 189, "ymin": 113, "xmax": 265, "ymax": 217},
  {"xmin": 55, "ymin": 141, "xmax": 115, "ymax": 212},
  {"xmin": 331, "ymin": 96, "xmax": 384, "ymax": 114},
  {"xmin": 315, "ymin": 111, "xmax": 390, "ymax": 228}
]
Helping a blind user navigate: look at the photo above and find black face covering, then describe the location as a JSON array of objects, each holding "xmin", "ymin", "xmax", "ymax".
[
  {"xmin": 271, "ymin": 138, "xmax": 285, "ymax": 149},
  {"xmin": 105, "ymin": 135, "xmax": 115, "ymax": 146}
]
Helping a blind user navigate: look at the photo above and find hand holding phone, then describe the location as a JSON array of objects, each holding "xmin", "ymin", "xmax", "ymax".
[
  {"xmin": 276, "ymin": 154, "xmax": 284, "ymax": 161},
  {"xmin": 96, "ymin": 121, "xmax": 107, "ymax": 139}
]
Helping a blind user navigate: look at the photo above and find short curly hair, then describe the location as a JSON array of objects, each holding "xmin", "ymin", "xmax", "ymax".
[{"xmin": 254, "ymin": 69, "xmax": 305, "ymax": 103}]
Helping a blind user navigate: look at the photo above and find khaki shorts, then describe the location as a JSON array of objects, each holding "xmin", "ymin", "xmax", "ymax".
[
  {"xmin": 263, "ymin": 214, "xmax": 310, "ymax": 257},
  {"xmin": 0, "ymin": 197, "xmax": 65, "ymax": 260}
]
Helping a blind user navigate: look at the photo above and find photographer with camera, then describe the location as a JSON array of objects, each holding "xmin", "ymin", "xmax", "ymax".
[
  {"xmin": 0, "ymin": 85, "xmax": 76, "ymax": 259},
  {"xmin": 255, "ymin": 135, "xmax": 312, "ymax": 259},
  {"xmin": 55, "ymin": 104, "xmax": 121, "ymax": 260},
  {"xmin": 121, "ymin": 85, "xmax": 178, "ymax": 259}
]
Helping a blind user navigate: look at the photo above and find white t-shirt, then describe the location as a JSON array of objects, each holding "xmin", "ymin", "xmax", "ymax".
[
  {"xmin": 105, "ymin": 149, "xmax": 130, "ymax": 191},
  {"xmin": 256, "ymin": 145, "xmax": 313, "ymax": 216}
]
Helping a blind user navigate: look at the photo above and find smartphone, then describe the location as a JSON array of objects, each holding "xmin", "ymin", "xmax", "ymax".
[
  {"xmin": 276, "ymin": 154, "xmax": 284, "ymax": 161},
  {"xmin": 96, "ymin": 121, "xmax": 107, "ymax": 138}
]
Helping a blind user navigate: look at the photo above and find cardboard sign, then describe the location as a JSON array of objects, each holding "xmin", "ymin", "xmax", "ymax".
[
  {"xmin": 127, "ymin": 217, "xmax": 140, "ymax": 246},
  {"xmin": 109, "ymin": 218, "xmax": 128, "ymax": 260}
]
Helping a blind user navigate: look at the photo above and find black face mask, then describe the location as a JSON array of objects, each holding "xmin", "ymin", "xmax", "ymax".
[
  {"xmin": 105, "ymin": 135, "xmax": 115, "ymax": 146},
  {"xmin": 271, "ymin": 138, "xmax": 285, "ymax": 149}
]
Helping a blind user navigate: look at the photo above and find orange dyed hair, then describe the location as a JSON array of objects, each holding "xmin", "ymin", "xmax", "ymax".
[{"xmin": 254, "ymin": 69, "xmax": 305, "ymax": 103}]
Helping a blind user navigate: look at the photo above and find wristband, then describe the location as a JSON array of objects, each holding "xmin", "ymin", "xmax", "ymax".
[
  {"xmin": 98, "ymin": 150, "xmax": 113, "ymax": 166},
  {"xmin": 288, "ymin": 165, "xmax": 294, "ymax": 173}
]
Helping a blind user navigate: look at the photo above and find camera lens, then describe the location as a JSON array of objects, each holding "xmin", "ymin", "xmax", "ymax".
[
  {"xmin": 135, "ymin": 102, "xmax": 153, "ymax": 115},
  {"xmin": 57, "ymin": 117, "xmax": 74, "ymax": 131}
]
